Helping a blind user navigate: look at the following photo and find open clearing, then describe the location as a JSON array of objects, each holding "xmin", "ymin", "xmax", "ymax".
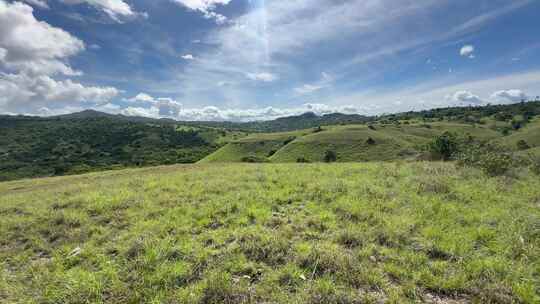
[{"xmin": 1, "ymin": 163, "xmax": 539, "ymax": 303}]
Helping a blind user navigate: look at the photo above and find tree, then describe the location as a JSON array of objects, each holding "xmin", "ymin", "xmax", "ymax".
[{"xmin": 428, "ymin": 132, "xmax": 458, "ymax": 161}]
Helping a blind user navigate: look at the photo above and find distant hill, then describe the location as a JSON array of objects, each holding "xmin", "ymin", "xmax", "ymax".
[
  {"xmin": 182, "ymin": 111, "xmax": 372, "ymax": 132},
  {"xmin": 1, "ymin": 100, "xmax": 539, "ymax": 180}
]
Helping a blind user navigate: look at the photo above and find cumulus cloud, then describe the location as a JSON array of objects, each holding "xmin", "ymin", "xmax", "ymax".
[
  {"xmin": 121, "ymin": 93, "xmax": 360, "ymax": 121},
  {"xmin": 0, "ymin": 73, "xmax": 119, "ymax": 109},
  {"xmin": 446, "ymin": 90, "xmax": 484, "ymax": 105},
  {"xmin": 0, "ymin": 0, "xmax": 119, "ymax": 113},
  {"xmin": 0, "ymin": 1, "xmax": 85, "ymax": 75},
  {"xmin": 490, "ymin": 89, "xmax": 528, "ymax": 103},
  {"xmin": 170, "ymin": 0, "xmax": 231, "ymax": 24},
  {"xmin": 460, "ymin": 45, "xmax": 475, "ymax": 58},
  {"xmin": 246, "ymin": 72, "xmax": 278, "ymax": 82},
  {"xmin": 181, "ymin": 54, "xmax": 195, "ymax": 60},
  {"xmin": 123, "ymin": 93, "xmax": 183, "ymax": 118}
]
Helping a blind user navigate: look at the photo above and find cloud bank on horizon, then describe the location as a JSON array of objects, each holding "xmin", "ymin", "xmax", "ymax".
[{"xmin": 1, "ymin": 0, "xmax": 539, "ymax": 121}]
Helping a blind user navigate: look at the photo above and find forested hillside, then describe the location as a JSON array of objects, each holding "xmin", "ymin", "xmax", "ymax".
[{"xmin": 0, "ymin": 115, "xmax": 239, "ymax": 181}]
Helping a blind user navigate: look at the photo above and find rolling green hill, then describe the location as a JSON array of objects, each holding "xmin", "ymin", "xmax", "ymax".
[
  {"xmin": 1, "ymin": 163, "xmax": 539, "ymax": 303},
  {"xmin": 2, "ymin": 100, "xmax": 540, "ymax": 181},
  {"xmin": 201, "ymin": 122, "xmax": 503, "ymax": 163},
  {"xmin": 494, "ymin": 119, "xmax": 540, "ymax": 151}
]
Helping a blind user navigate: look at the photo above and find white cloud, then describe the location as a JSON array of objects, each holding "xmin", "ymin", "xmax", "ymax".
[
  {"xmin": 294, "ymin": 72, "xmax": 333, "ymax": 95},
  {"xmin": 124, "ymin": 92, "xmax": 156, "ymax": 103},
  {"xmin": 328, "ymin": 70, "xmax": 540, "ymax": 115},
  {"xmin": 121, "ymin": 93, "xmax": 359, "ymax": 121},
  {"xmin": 0, "ymin": 73, "xmax": 119, "ymax": 109},
  {"xmin": 294, "ymin": 84, "xmax": 324, "ymax": 95},
  {"xmin": 0, "ymin": 0, "xmax": 119, "ymax": 114},
  {"xmin": 446, "ymin": 90, "xmax": 484, "ymax": 105},
  {"xmin": 246, "ymin": 72, "xmax": 278, "ymax": 82},
  {"xmin": 170, "ymin": 0, "xmax": 231, "ymax": 24},
  {"xmin": 460, "ymin": 45, "xmax": 475, "ymax": 58},
  {"xmin": 490, "ymin": 89, "xmax": 528, "ymax": 103},
  {"xmin": 123, "ymin": 93, "xmax": 183, "ymax": 118},
  {"xmin": 0, "ymin": 1, "xmax": 85, "ymax": 75},
  {"xmin": 181, "ymin": 54, "xmax": 195, "ymax": 60},
  {"xmin": 27, "ymin": 0, "xmax": 143, "ymax": 22}
]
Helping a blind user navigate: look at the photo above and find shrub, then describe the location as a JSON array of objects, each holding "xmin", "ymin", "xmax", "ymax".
[
  {"xmin": 427, "ymin": 132, "xmax": 459, "ymax": 161},
  {"xmin": 365, "ymin": 137, "xmax": 376, "ymax": 145},
  {"xmin": 297, "ymin": 157, "xmax": 311, "ymax": 163},
  {"xmin": 456, "ymin": 143, "xmax": 514, "ymax": 176},
  {"xmin": 323, "ymin": 150, "xmax": 337, "ymax": 163},
  {"xmin": 368, "ymin": 125, "xmax": 376, "ymax": 130},
  {"xmin": 516, "ymin": 140, "xmax": 530, "ymax": 151},
  {"xmin": 477, "ymin": 153, "xmax": 513, "ymax": 176},
  {"xmin": 241, "ymin": 156, "xmax": 268, "ymax": 163},
  {"xmin": 267, "ymin": 150, "xmax": 277, "ymax": 157}
]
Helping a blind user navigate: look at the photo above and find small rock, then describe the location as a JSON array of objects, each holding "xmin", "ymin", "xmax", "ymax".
[{"xmin": 68, "ymin": 247, "xmax": 82, "ymax": 257}]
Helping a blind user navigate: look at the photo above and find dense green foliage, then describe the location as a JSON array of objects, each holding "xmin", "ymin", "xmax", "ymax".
[
  {"xmin": 427, "ymin": 132, "xmax": 459, "ymax": 161},
  {"xmin": 1, "ymin": 163, "xmax": 539, "ymax": 303},
  {"xmin": 0, "ymin": 115, "xmax": 233, "ymax": 181}
]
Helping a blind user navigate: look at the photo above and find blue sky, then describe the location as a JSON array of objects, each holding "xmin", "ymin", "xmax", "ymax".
[{"xmin": 1, "ymin": 0, "xmax": 539, "ymax": 121}]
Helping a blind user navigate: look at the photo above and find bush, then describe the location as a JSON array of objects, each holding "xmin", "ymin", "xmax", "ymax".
[
  {"xmin": 241, "ymin": 156, "xmax": 268, "ymax": 163},
  {"xmin": 365, "ymin": 137, "xmax": 376, "ymax": 145},
  {"xmin": 457, "ymin": 143, "xmax": 514, "ymax": 176},
  {"xmin": 428, "ymin": 132, "xmax": 459, "ymax": 161},
  {"xmin": 323, "ymin": 150, "xmax": 337, "ymax": 163},
  {"xmin": 517, "ymin": 140, "xmax": 530, "ymax": 151},
  {"xmin": 297, "ymin": 157, "xmax": 311, "ymax": 163},
  {"xmin": 477, "ymin": 152, "xmax": 513, "ymax": 176}
]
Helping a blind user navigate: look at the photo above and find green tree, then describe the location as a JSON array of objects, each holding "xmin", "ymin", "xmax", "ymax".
[{"xmin": 428, "ymin": 132, "xmax": 458, "ymax": 161}]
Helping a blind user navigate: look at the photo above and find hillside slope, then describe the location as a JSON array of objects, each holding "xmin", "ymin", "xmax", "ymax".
[
  {"xmin": 202, "ymin": 122, "xmax": 502, "ymax": 163},
  {"xmin": 493, "ymin": 119, "xmax": 540, "ymax": 150},
  {"xmin": 0, "ymin": 115, "xmax": 237, "ymax": 181},
  {"xmin": 1, "ymin": 163, "xmax": 539, "ymax": 303}
]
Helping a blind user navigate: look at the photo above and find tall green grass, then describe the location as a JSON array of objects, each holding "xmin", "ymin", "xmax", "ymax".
[{"xmin": 1, "ymin": 163, "xmax": 539, "ymax": 303}]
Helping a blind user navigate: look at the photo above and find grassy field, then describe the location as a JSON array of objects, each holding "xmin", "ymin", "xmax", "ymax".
[
  {"xmin": 201, "ymin": 123, "xmax": 503, "ymax": 163},
  {"xmin": 1, "ymin": 163, "xmax": 539, "ymax": 303}
]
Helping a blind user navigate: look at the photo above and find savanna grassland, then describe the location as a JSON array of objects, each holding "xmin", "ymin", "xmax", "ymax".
[{"xmin": 1, "ymin": 163, "xmax": 539, "ymax": 303}]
